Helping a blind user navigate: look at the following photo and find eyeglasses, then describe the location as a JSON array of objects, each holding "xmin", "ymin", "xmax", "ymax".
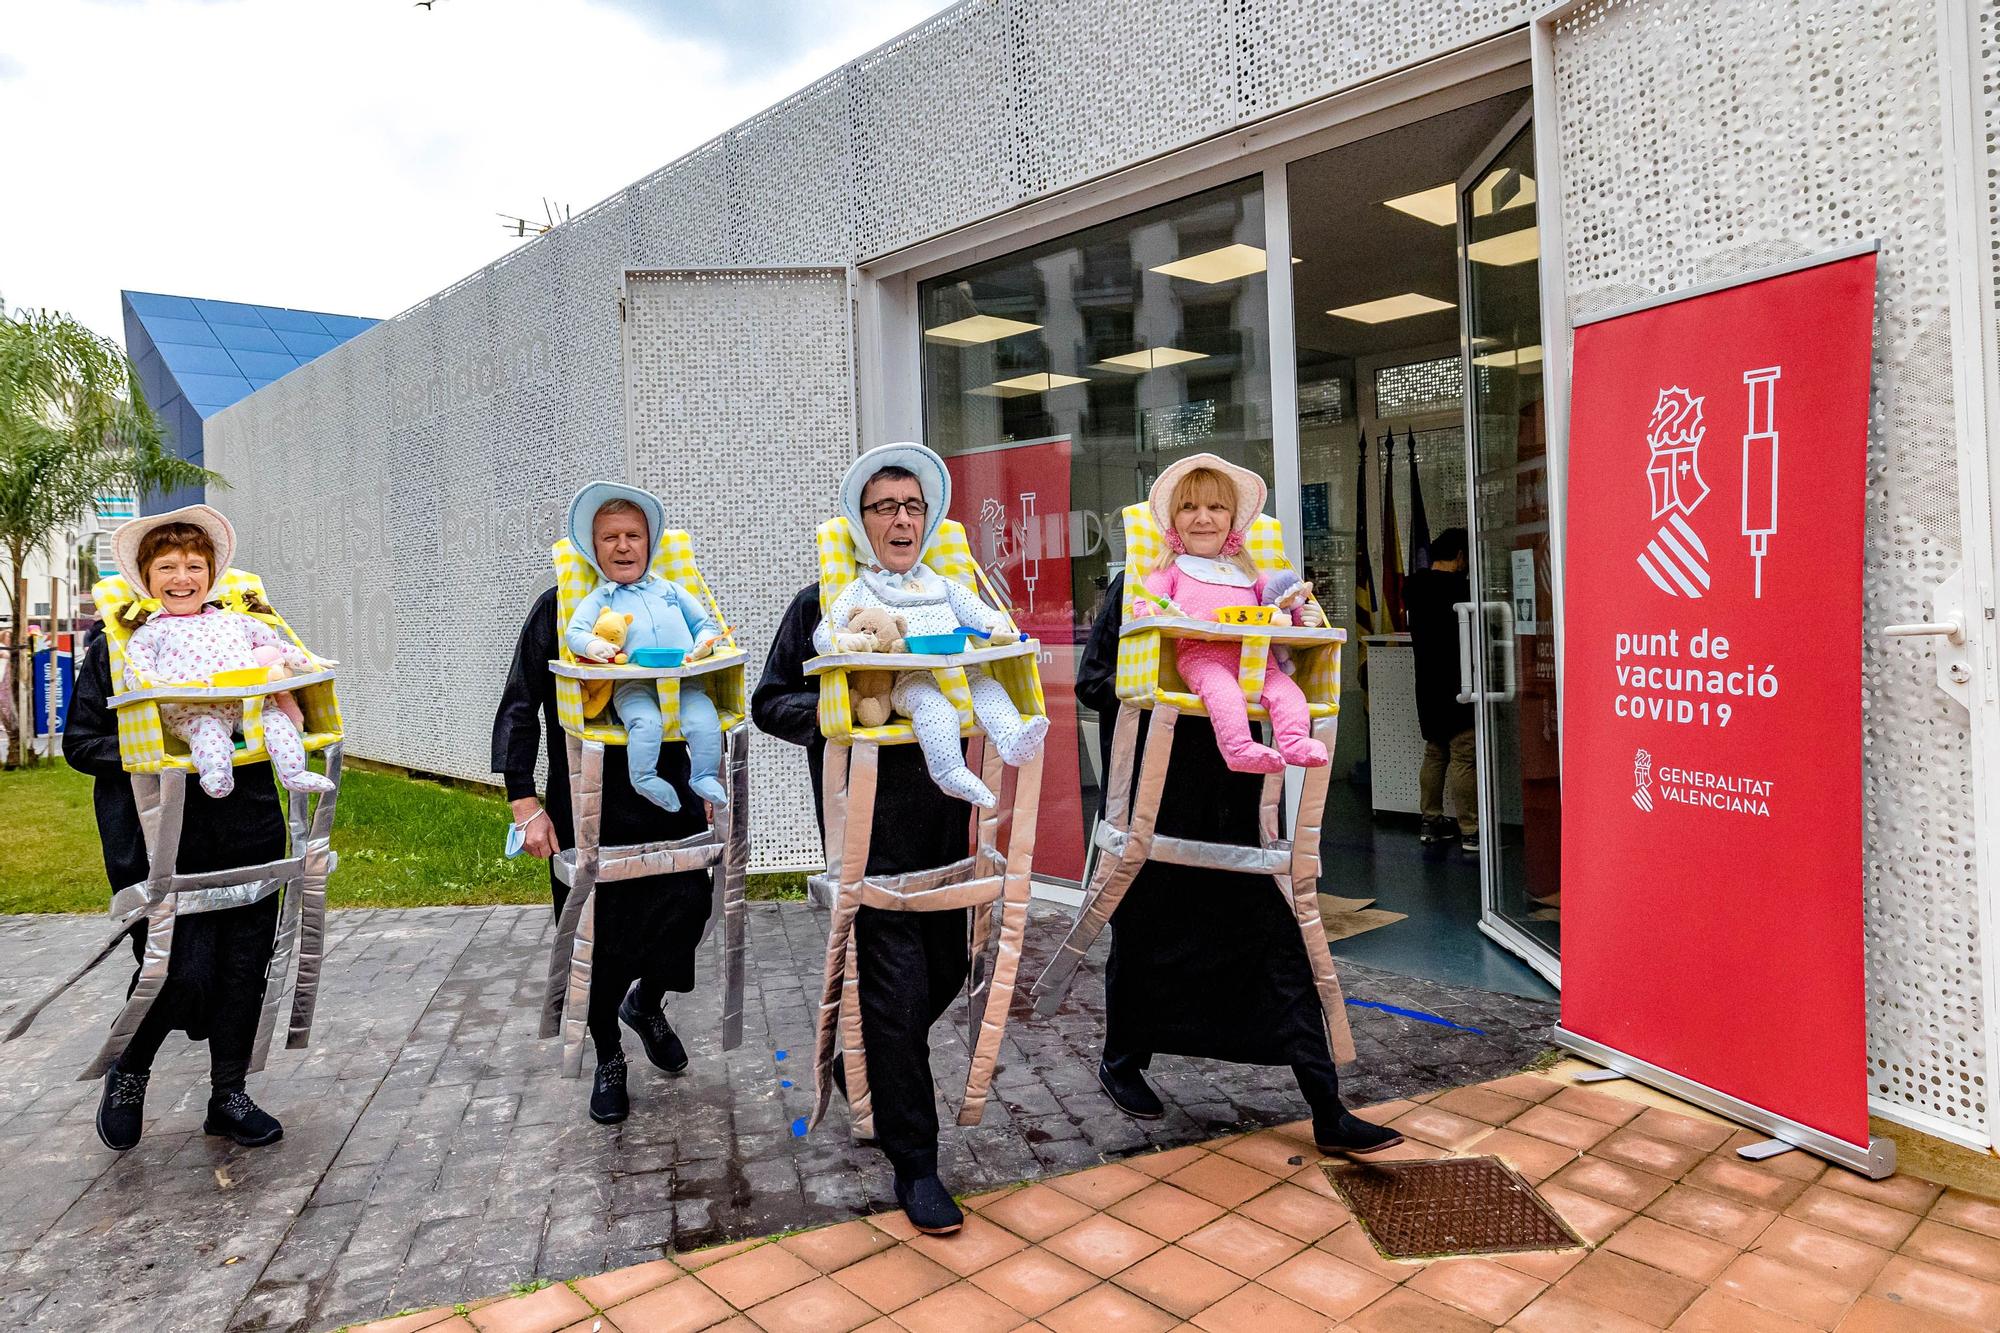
[{"xmin": 862, "ymin": 498, "xmax": 929, "ymax": 519}]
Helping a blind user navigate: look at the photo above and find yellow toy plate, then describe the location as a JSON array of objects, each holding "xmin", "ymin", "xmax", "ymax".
[
  {"xmin": 1215, "ymin": 605, "xmax": 1276, "ymax": 626},
  {"xmin": 210, "ymin": 666, "xmax": 274, "ymax": 688}
]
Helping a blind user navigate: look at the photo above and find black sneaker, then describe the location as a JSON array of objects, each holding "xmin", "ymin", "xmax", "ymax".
[
  {"xmin": 590, "ymin": 1052, "xmax": 629, "ymax": 1124},
  {"xmin": 1460, "ymin": 831, "xmax": 1481, "ymax": 855},
  {"xmin": 1418, "ymin": 817, "xmax": 1455, "ymax": 845},
  {"xmin": 1098, "ymin": 1058, "xmax": 1165, "ymax": 1120},
  {"xmin": 893, "ymin": 1173, "xmax": 964, "ymax": 1235},
  {"xmin": 203, "ymin": 1090, "xmax": 284, "ymax": 1148},
  {"xmin": 1314, "ymin": 1111, "xmax": 1404, "ymax": 1157},
  {"xmin": 96, "ymin": 1068, "xmax": 150, "ymax": 1151},
  {"xmin": 619, "ymin": 989, "xmax": 689, "ymax": 1074}
]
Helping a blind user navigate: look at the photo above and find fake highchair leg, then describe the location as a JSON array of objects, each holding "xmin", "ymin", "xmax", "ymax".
[
  {"xmin": 712, "ymin": 725, "xmax": 751, "ymax": 1052},
  {"xmin": 1275, "ymin": 717, "xmax": 1356, "ymax": 1064},
  {"xmin": 811, "ymin": 741, "xmax": 875, "ymax": 1134},
  {"xmin": 286, "ymin": 742, "xmax": 341, "ymax": 1050},
  {"xmin": 82, "ymin": 770, "xmax": 187, "ymax": 1080},
  {"xmin": 1031, "ymin": 703, "xmax": 1176, "ymax": 1016},
  {"xmin": 248, "ymin": 788, "xmax": 309, "ymax": 1075},
  {"xmin": 959, "ymin": 746, "xmax": 1042, "ymax": 1125},
  {"xmin": 543, "ymin": 735, "xmax": 604, "ymax": 1077},
  {"xmin": 965, "ymin": 734, "xmax": 1001, "ymax": 1036}
]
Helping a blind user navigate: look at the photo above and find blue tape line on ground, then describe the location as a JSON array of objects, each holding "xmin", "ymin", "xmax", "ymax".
[{"xmin": 1346, "ymin": 998, "xmax": 1485, "ymax": 1034}]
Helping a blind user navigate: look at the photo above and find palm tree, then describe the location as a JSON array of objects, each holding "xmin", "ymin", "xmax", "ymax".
[{"xmin": 0, "ymin": 303, "xmax": 220, "ymax": 766}]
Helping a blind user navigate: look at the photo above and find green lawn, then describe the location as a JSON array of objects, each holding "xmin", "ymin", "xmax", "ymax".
[{"xmin": 0, "ymin": 759, "xmax": 804, "ymax": 915}]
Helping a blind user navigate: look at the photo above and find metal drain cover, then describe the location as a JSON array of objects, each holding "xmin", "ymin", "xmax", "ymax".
[{"xmin": 1324, "ymin": 1156, "xmax": 1584, "ymax": 1260}]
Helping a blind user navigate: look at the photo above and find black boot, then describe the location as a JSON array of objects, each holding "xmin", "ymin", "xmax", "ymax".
[
  {"xmin": 619, "ymin": 988, "xmax": 689, "ymax": 1074},
  {"xmin": 1313, "ymin": 1110, "xmax": 1404, "ymax": 1157},
  {"xmin": 590, "ymin": 1051, "xmax": 629, "ymax": 1124},
  {"xmin": 203, "ymin": 1089, "xmax": 284, "ymax": 1147},
  {"xmin": 1099, "ymin": 1052, "xmax": 1164, "ymax": 1119},
  {"xmin": 96, "ymin": 1068, "xmax": 150, "ymax": 1151},
  {"xmin": 893, "ymin": 1172, "xmax": 964, "ymax": 1235}
]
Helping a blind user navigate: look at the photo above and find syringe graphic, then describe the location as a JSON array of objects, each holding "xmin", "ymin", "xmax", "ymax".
[{"xmin": 1741, "ymin": 367, "xmax": 1782, "ymax": 598}]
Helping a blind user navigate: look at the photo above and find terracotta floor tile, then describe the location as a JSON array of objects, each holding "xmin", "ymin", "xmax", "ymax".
[
  {"xmin": 1179, "ymin": 1214, "xmax": 1305, "ymax": 1278},
  {"xmin": 1713, "ymin": 1252, "xmax": 1860, "ymax": 1327},
  {"xmin": 1214, "ymin": 1126, "xmax": 1316, "ymax": 1177},
  {"xmin": 906, "ymin": 1214, "xmax": 1027, "ymax": 1278},
  {"xmin": 1474, "ymin": 1128, "xmax": 1581, "ymax": 1184},
  {"xmin": 980, "ymin": 1184, "xmax": 1096, "ymax": 1243},
  {"xmin": 1351, "ymin": 1286, "xmax": 1497, "ymax": 1332},
  {"xmin": 468, "ymin": 1284, "xmax": 593, "ymax": 1333},
  {"xmin": 1355, "ymin": 1098, "xmax": 1422, "ymax": 1122},
  {"xmin": 1043, "ymin": 1214, "xmax": 1167, "ymax": 1278},
  {"xmin": 1256, "ymin": 1248, "xmax": 1393, "ymax": 1322},
  {"xmin": 961, "ymin": 1186, "xmax": 1017, "ymax": 1210},
  {"xmin": 1593, "ymin": 1130, "xmax": 1709, "ymax": 1181},
  {"xmin": 1492, "ymin": 1246, "xmax": 1590, "ymax": 1283},
  {"xmin": 1831, "ymin": 1294, "xmax": 1984, "ymax": 1331},
  {"xmin": 1038, "ymin": 1281, "xmax": 1178, "ymax": 1333},
  {"xmin": 1751, "ymin": 1218, "xmax": 1893, "ymax": 1291},
  {"xmin": 1166, "ymin": 1153, "xmax": 1284, "ymax": 1209},
  {"xmin": 1928, "ymin": 1189, "xmax": 2000, "ymax": 1240},
  {"xmin": 696, "ymin": 1243, "xmax": 818, "ymax": 1310},
  {"xmin": 1405, "ymin": 1255, "xmax": 1546, "ymax": 1323},
  {"xmin": 1234, "ymin": 1180, "xmax": 1351, "ymax": 1241},
  {"xmin": 1671, "ymin": 1289, "xmax": 1819, "ymax": 1332},
  {"xmin": 831, "ymin": 1246, "xmax": 958, "ymax": 1313},
  {"xmin": 1484, "ymin": 1074, "xmax": 1563, "ymax": 1104},
  {"xmin": 1784, "ymin": 1186, "xmax": 1922, "ymax": 1251},
  {"xmin": 1384, "ymin": 1106, "xmax": 1492, "ymax": 1152},
  {"xmin": 350, "ymin": 1312, "xmax": 456, "ymax": 1333},
  {"xmin": 1187, "ymin": 1280, "xmax": 1333, "ymax": 1333},
  {"xmin": 1818, "ymin": 1172, "xmax": 1941, "ymax": 1218},
  {"xmin": 867, "ymin": 1211, "xmax": 923, "ymax": 1243},
  {"xmin": 1627, "ymin": 1107, "xmax": 1735, "ymax": 1153},
  {"xmin": 888, "ymin": 1279, "xmax": 1023, "ymax": 1333},
  {"xmin": 1315, "ymin": 1220, "xmax": 1423, "ymax": 1283},
  {"xmin": 1683, "ymin": 1156, "xmax": 1816, "ymax": 1213},
  {"xmin": 1128, "ymin": 1144, "xmax": 1208, "ymax": 1178},
  {"xmin": 681, "ymin": 1238, "xmax": 768, "ymax": 1270},
  {"xmin": 1350, "ymin": 1135, "xmax": 1453, "ymax": 1164},
  {"xmin": 1550, "ymin": 1156, "xmax": 1674, "ymax": 1213},
  {"xmin": 1106, "ymin": 1181, "xmax": 1227, "ymax": 1242},
  {"xmin": 1558, "ymin": 1248, "xmax": 1703, "ymax": 1326},
  {"xmin": 855, "ymin": 1320, "xmax": 902, "ymax": 1333},
  {"xmin": 1645, "ymin": 1183, "xmax": 1778, "ymax": 1248},
  {"xmin": 780, "ymin": 1219, "xmax": 899, "ymax": 1275},
  {"xmin": 968, "ymin": 1246, "xmax": 1099, "ymax": 1318},
  {"xmin": 1900, "ymin": 1219, "xmax": 2000, "ymax": 1283},
  {"xmin": 1430, "ymin": 1085, "xmax": 1535, "ymax": 1127},
  {"xmin": 1866, "ymin": 1253, "xmax": 2000, "ymax": 1329},
  {"xmin": 1546, "ymin": 1086, "xmax": 1647, "ymax": 1128},
  {"xmin": 1512, "ymin": 1105, "xmax": 1617, "ymax": 1153},
  {"xmin": 1289, "ymin": 1160, "xmax": 1343, "ymax": 1198},
  {"xmin": 409, "ymin": 1321, "xmax": 477, "ymax": 1333},
  {"xmin": 1538, "ymin": 1183, "xmax": 1636, "ymax": 1244},
  {"xmin": 1719, "ymin": 1135, "xmax": 1828, "ymax": 1184},
  {"xmin": 607, "ymin": 1278, "xmax": 736, "ymax": 1333},
  {"xmin": 1601, "ymin": 1215, "xmax": 1738, "ymax": 1283},
  {"xmin": 1508, "ymin": 1287, "xmax": 1660, "ymax": 1333},
  {"xmin": 745, "ymin": 1275, "xmax": 880, "ymax": 1333},
  {"xmin": 1048, "ymin": 1162, "xmax": 1153, "ymax": 1210},
  {"xmin": 1112, "ymin": 1245, "xmax": 1248, "ymax": 1318},
  {"xmin": 575, "ymin": 1258, "xmax": 685, "ymax": 1310}
]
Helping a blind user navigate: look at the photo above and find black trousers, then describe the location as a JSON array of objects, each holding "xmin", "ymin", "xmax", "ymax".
[
  {"xmin": 1103, "ymin": 1043, "xmax": 1350, "ymax": 1132},
  {"xmin": 855, "ymin": 905, "xmax": 970, "ymax": 1178},
  {"xmin": 549, "ymin": 873, "xmax": 704, "ymax": 1062},
  {"xmin": 115, "ymin": 894, "xmax": 281, "ymax": 1095}
]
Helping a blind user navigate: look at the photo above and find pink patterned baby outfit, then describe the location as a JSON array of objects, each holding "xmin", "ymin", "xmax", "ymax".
[
  {"xmin": 123, "ymin": 608, "xmax": 333, "ymax": 799},
  {"xmin": 1141, "ymin": 555, "xmax": 1327, "ymax": 774}
]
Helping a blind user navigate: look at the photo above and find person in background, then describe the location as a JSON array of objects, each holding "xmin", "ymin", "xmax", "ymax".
[{"xmin": 1403, "ymin": 526, "xmax": 1478, "ymax": 853}]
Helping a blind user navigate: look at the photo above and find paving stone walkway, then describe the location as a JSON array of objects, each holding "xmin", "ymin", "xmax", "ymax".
[{"xmin": 0, "ymin": 903, "xmax": 1556, "ymax": 1331}]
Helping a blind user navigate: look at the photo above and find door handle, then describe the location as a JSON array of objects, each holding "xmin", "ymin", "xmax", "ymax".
[
  {"xmin": 1492, "ymin": 600, "xmax": 1518, "ymax": 703},
  {"xmin": 1454, "ymin": 602, "xmax": 1477, "ymax": 703}
]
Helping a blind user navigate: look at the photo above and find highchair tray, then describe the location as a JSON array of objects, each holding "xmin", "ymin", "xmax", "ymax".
[
  {"xmin": 108, "ymin": 669, "xmax": 338, "ymax": 709},
  {"xmin": 550, "ymin": 649, "xmax": 745, "ymax": 682},
  {"xmin": 804, "ymin": 639, "xmax": 1040, "ymax": 676},
  {"xmin": 1120, "ymin": 617, "xmax": 1347, "ymax": 646}
]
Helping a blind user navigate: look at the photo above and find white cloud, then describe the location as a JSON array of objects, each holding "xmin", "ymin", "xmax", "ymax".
[{"xmin": 0, "ymin": 0, "xmax": 951, "ymax": 344}]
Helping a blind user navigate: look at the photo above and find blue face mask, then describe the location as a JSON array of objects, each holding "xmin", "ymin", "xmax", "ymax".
[{"xmin": 504, "ymin": 808, "xmax": 548, "ymax": 858}]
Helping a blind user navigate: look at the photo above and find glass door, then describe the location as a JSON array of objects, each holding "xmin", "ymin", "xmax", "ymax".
[{"xmin": 1456, "ymin": 106, "xmax": 1561, "ymax": 985}]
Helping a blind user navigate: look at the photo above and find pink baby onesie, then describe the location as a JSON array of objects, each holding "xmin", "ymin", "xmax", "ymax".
[
  {"xmin": 1141, "ymin": 556, "xmax": 1327, "ymax": 774},
  {"xmin": 123, "ymin": 607, "xmax": 334, "ymax": 799}
]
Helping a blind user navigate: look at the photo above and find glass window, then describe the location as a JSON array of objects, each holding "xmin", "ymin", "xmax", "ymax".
[{"xmin": 921, "ymin": 177, "xmax": 1274, "ymax": 882}]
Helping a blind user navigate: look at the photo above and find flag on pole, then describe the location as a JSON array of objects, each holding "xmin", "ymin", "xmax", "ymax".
[
  {"xmin": 1407, "ymin": 427, "xmax": 1431, "ymax": 572},
  {"xmin": 1353, "ymin": 431, "xmax": 1377, "ymax": 646},
  {"xmin": 1381, "ymin": 432, "xmax": 1407, "ymax": 632}
]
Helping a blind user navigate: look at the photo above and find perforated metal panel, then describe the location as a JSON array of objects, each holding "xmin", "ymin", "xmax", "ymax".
[
  {"xmin": 1551, "ymin": 0, "xmax": 1986, "ymax": 1140},
  {"xmin": 621, "ymin": 269, "xmax": 853, "ymax": 871}
]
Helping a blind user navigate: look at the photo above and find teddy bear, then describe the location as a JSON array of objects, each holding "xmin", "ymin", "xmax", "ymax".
[
  {"xmin": 250, "ymin": 643, "xmax": 307, "ymax": 727},
  {"xmin": 832, "ymin": 605, "xmax": 907, "ymax": 729},
  {"xmin": 580, "ymin": 608, "xmax": 633, "ymax": 718}
]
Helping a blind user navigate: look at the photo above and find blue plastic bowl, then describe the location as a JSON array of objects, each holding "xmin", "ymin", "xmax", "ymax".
[
  {"xmin": 904, "ymin": 632, "xmax": 971, "ymax": 655},
  {"xmin": 629, "ymin": 647, "xmax": 686, "ymax": 668}
]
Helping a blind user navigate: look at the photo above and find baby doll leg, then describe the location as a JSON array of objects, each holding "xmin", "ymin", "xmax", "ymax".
[
  {"xmin": 167, "ymin": 707, "xmax": 240, "ymax": 798},
  {"xmin": 678, "ymin": 686, "xmax": 729, "ymax": 809},
  {"xmin": 1177, "ymin": 649, "xmax": 1283, "ymax": 774},
  {"xmin": 1260, "ymin": 669, "xmax": 1328, "ymax": 767},
  {"xmin": 260, "ymin": 708, "xmax": 336, "ymax": 793},
  {"xmin": 613, "ymin": 682, "xmax": 681, "ymax": 814},
  {"xmin": 891, "ymin": 673, "xmax": 997, "ymax": 809},
  {"xmin": 966, "ymin": 670, "xmax": 1048, "ymax": 766}
]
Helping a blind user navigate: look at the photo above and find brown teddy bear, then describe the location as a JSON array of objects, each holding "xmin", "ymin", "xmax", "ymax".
[{"xmin": 833, "ymin": 606, "xmax": 907, "ymax": 728}]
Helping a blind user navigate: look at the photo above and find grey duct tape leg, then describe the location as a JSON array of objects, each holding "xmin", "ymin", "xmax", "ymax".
[
  {"xmin": 1285, "ymin": 717, "xmax": 1354, "ymax": 1064},
  {"xmin": 811, "ymin": 743, "xmax": 869, "ymax": 1132},
  {"xmin": 82, "ymin": 771, "xmax": 186, "ymax": 1080},
  {"xmin": 287, "ymin": 742, "xmax": 341, "ymax": 1049},
  {"xmin": 965, "ymin": 735, "xmax": 1004, "ymax": 1028},
  {"xmin": 716, "ymin": 725, "xmax": 750, "ymax": 1051},
  {"xmin": 837, "ymin": 745, "xmax": 879, "ymax": 1140},
  {"xmin": 959, "ymin": 747, "xmax": 1043, "ymax": 1126},
  {"xmin": 248, "ymin": 787, "xmax": 309, "ymax": 1074},
  {"xmin": 841, "ymin": 921, "xmax": 874, "ymax": 1140},
  {"xmin": 557, "ymin": 738, "xmax": 606, "ymax": 1077},
  {"xmin": 1031, "ymin": 705, "xmax": 1177, "ymax": 1016}
]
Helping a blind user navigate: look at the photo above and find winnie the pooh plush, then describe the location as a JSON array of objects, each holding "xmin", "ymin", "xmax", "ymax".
[
  {"xmin": 580, "ymin": 609, "xmax": 634, "ymax": 718},
  {"xmin": 833, "ymin": 606, "xmax": 906, "ymax": 728}
]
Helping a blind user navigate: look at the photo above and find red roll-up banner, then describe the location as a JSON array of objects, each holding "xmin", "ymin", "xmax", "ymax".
[{"xmin": 1560, "ymin": 248, "xmax": 1878, "ymax": 1153}]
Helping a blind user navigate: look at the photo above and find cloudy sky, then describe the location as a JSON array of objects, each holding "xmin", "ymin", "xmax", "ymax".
[{"xmin": 0, "ymin": 0, "xmax": 952, "ymax": 344}]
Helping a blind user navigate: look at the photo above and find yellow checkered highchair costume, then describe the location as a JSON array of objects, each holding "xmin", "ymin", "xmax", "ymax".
[
  {"xmin": 550, "ymin": 535, "xmax": 747, "ymax": 743},
  {"xmin": 813, "ymin": 516, "xmax": 1047, "ymax": 743},
  {"xmin": 92, "ymin": 570, "xmax": 344, "ymax": 774},
  {"xmin": 1114, "ymin": 504, "xmax": 1341, "ymax": 718}
]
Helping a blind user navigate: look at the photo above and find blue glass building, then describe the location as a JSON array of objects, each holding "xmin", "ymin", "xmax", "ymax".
[{"xmin": 121, "ymin": 291, "xmax": 377, "ymax": 514}]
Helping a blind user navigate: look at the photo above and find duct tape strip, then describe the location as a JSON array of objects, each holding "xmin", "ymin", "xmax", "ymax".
[
  {"xmin": 82, "ymin": 770, "xmax": 186, "ymax": 1080},
  {"xmin": 716, "ymin": 724, "xmax": 751, "ymax": 1051},
  {"xmin": 287, "ymin": 741, "xmax": 341, "ymax": 1049},
  {"xmin": 960, "ymin": 746, "xmax": 1042, "ymax": 1126},
  {"xmin": 1094, "ymin": 823, "xmax": 1293, "ymax": 875}
]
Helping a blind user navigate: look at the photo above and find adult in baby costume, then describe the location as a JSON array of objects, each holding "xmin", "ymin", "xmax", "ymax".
[
  {"xmin": 492, "ymin": 482, "xmax": 717, "ymax": 1124},
  {"xmin": 753, "ymin": 442, "xmax": 1018, "ymax": 1236},
  {"xmin": 63, "ymin": 505, "xmax": 289, "ymax": 1152},
  {"xmin": 1076, "ymin": 455, "xmax": 1402, "ymax": 1155}
]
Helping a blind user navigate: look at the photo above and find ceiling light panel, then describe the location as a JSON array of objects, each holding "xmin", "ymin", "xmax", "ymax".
[
  {"xmin": 924, "ymin": 314, "xmax": 1042, "ymax": 345},
  {"xmin": 1466, "ymin": 227, "xmax": 1540, "ymax": 267},
  {"xmin": 1091, "ymin": 347, "xmax": 1210, "ymax": 374},
  {"xmin": 1150, "ymin": 243, "xmax": 1268, "ymax": 284},
  {"xmin": 1382, "ymin": 184, "xmax": 1457, "ymax": 227},
  {"xmin": 1471, "ymin": 344, "xmax": 1544, "ymax": 368},
  {"xmin": 968, "ymin": 372, "xmax": 1089, "ymax": 397},
  {"xmin": 1326, "ymin": 293, "xmax": 1456, "ymax": 324}
]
